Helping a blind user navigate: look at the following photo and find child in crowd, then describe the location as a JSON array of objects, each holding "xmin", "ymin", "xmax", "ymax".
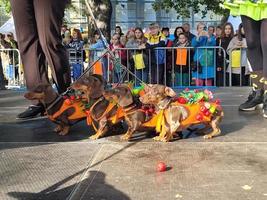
[
  {"xmin": 192, "ymin": 22, "xmax": 217, "ymax": 86},
  {"xmin": 145, "ymin": 23, "xmax": 166, "ymax": 84},
  {"xmin": 173, "ymin": 33, "xmax": 192, "ymax": 87},
  {"xmin": 67, "ymin": 29, "xmax": 84, "ymax": 50},
  {"xmin": 126, "ymin": 27, "xmax": 149, "ymax": 86},
  {"xmin": 173, "ymin": 27, "xmax": 185, "ymax": 45},
  {"xmin": 109, "ymin": 33, "xmax": 126, "ymax": 83},
  {"xmin": 215, "ymin": 26, "xmax": 222, "ymax": 39},
  {"xmin": 90, "ymin": 31, "xmax": 108, "ymax": 80},
  {"xmin": 216, "ymin": 22, "xmax": 234, "ymax": 86},
  {"xmin": 227, "ymin": 23, "xmax": 250, "ymax": 86}
]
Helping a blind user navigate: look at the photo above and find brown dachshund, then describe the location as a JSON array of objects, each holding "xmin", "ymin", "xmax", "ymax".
[
  {"xmin": 24, "ymin": 84, "xmax": 87, "ymax": 135},
  {"xmin": 103, "ymin": 84, "xmax": 185, "ymax": 142},
  {"xmin": 71, "ymin": 74, "xmax": 125, "ymax": 140},
  {"xmin": 103, "ymin": 84, "xmax": 147, "ymax": 141},
  {"xmin": 139, "ymin": 84, "xmax": 224, "ymax": 141},
  {"xmin": 71, "ymin": 73, "xmax": 106, "ymax": 102}
]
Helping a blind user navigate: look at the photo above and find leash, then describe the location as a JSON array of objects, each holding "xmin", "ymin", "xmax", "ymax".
[{"xmin": 47, "ymin": 1, "xmax": 147, "ymax": 112}]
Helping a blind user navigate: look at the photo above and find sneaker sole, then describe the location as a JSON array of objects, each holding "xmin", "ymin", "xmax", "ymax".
[
  {"xmin": 239, "ymin": 104, "xmax": 263, "ymax": 111},
  {"xmin": 16, "ymin": 115, "xmax": 47, "ymax": 122}
]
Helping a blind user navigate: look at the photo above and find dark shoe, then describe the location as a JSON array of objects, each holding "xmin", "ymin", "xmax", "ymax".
[
  {"xmin": 239, "ymin": 89, "xmax": 264, "ymax": 111},
  {"xmin": 16, "ymin": 103, "xmax": 45, "ymax": 120},
  {"xmin": 263, "ymin": 93, "xmax": 267, "ymax": 118}
]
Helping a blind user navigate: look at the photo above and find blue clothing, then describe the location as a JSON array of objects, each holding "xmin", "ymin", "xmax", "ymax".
[
  {"xmin": 67, "ymin": 39, "xmax": 84, "ymax": 50},
  {"xmin": 90, "ymin": 39, "xmax": 108, "ymax": 80},
  {"xmin": 192, "ymin": 35, "xmax": 216, "ymax": 79},
  {"xmin": 90, "ymin": 39, "xmax": 105, "ymax": 49}
]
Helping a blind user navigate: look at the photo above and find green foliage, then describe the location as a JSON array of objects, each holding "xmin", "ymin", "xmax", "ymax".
[
  {"xmin": 152, "ymin": 0, "xmax": 228, "ymax": 19},
  {"xmin": 0, "ymin": 0, "xmax": 11, "ymax": 13}
]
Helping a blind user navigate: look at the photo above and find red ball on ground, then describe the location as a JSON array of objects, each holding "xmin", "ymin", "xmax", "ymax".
[{"xmin": 157, "ymin": 162, "xmax": 167, "ymax": 172}]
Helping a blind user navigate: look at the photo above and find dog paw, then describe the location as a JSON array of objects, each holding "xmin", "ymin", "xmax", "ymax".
[
  {"xmin": 59, "ymin": 131, "xmax": 69, "ymax": 136},
  {"xmin": 120, "ymin": 134, "xmax": 130, "ymax": 141},
  {"xmin": 54, "ymin": 126, "xmax": 62, "ymax": 133},
  {"xmin": 153, "ymin": 136, "xmax": 163, "ymax": 141},
  {"xmin": 90, "ymin": 134, "xmax": 100, "ymax": 140},
  {"xmin": 203, "ymin": 134, "xmax": 212, "ymax": 139}
]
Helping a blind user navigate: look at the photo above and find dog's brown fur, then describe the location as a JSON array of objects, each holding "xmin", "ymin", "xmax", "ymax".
[
  {"xmin": 71, "ymin": 74, "xmax": 106, "ymax": 102},
  {"xmin": 139, "ymin": 84, "xmax": 224, "ymax": 141},
  {"xmin": 71, "ymin": 74, "xmax": 124, "ymax": 140},
  {"xmin": 103, "ymin": 85, "xmax": 148, "ymax": 141},
  {"xmin": 24, "ymin": 84, "xmax": 87, "ymax": 135}
]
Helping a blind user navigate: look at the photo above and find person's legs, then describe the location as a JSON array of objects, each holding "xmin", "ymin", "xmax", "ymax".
[
  {"xmin": 205, "ymin": 79, "xmax": 213, "ymax": 86},
  {"xmin": 10, "ymin": 0, "xmax": 48, "ymax": 118},
  {"xmin": 158, "ymin": 64, "xmax": 164, "ymax": 85},
  {"xmin": 239, "ymin": 16, "xmax": 264, "ymax": 111},
  {"xmin": 174, "ymin": 72, "xmax": 182, "ymax": 87},
  {"xmin": 34, "ymin": 0, "xmax": 71, "ymax": 94},
  {"xmin": 260, "ymin": 19, "xmax": 267, "ymax": 117},
  {"xmin": 195, "ymin": 78, "xmax": 204, "ymax": 86},
  {"xmin": 10, "ymin": 0, "xmax": 49, "ymax": 92}
]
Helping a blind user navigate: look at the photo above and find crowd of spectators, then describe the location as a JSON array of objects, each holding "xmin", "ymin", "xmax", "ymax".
[
  {"xmin": 0, "ymin": 32, "xmax": 19, "ymax": 88},
  {"xmin": 0, "ymin": 21, "xmax": 251, "ymax": 88}
]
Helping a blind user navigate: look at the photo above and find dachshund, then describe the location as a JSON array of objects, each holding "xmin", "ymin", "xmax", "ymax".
[
  {"xmin": 139, "ymin": 84, "xmax": 224, "ymax": 141},
  {"xmin": 71, "ymin": 74, "xmax": 125, "ymax": 140},
  {"xmin": 24, "ymin": 84, "xmax": 87, "ymax": 135}
]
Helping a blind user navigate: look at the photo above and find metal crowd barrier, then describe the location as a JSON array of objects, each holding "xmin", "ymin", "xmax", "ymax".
[
  {"xmin": 84, "ymin": 46, "xmax": 229, "ymax": 87},
  {"xmin": 1, "ymin": 46, "xmax": 250, "ymax": 89},
  {"xmin": 0, "ymin": 48, "xmax": 23, "ymax": 89}
]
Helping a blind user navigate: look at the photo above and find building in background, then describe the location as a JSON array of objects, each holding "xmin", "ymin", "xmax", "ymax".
[
  {"xmin": 110, "ymin": 0, "xmax": 222, "ymax": 34},
  {"xmin": 64, "ymin": 0, "xmax": 223, "ymax": 34}
]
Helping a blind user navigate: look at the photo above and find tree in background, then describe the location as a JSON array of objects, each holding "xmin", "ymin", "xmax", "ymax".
[
  {"xmin": 152, "ymin": 0, "xmax": 229, "ymax": 22},
  {"xmin": 75, "ymin": 0, "xmax": 112, "ymax": 41},
  {"xmin": 0, "ymin": 0, "xmax": 112, "ymax": 41},
  {"xmin": 0, "ymin": 0, "xmax": 11, "ymax": 13}
]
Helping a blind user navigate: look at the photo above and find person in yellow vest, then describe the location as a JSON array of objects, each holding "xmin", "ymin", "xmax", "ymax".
[
  {"xmin": 224, "ymin": 0, "xmax": 267, "ymax": 118},
  {"xmin": 145, "ymin": 23, "xmax": 166, "ymax": 84}
]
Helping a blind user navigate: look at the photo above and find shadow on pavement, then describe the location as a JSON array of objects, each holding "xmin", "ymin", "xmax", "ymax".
[{"xmin": 8, "ymin": 171, "xmax": 130, "ymax": 200}]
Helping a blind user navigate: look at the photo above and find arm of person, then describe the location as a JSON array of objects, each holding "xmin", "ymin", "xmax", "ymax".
[
  {"xmin": 191, "ymin": 36, "xmax": 206, "ymax": 47},
  {"xmin": 90, "ymin": 40, "xmax": 105, "ymax": 49},
  {"xmin": 206, "ymin": 35, "xmax": 216, "ymax": 46}
]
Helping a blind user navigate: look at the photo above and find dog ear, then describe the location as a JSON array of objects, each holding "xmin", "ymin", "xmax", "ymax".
[
  {"xmin": 144, "ymin": 84, "xmax": 153, "ymax": 92},
  {"xmin": 165, "ymin": 87, "xmax": 176, "ymax": 97},
  {"xmin": 24, "ymin": 92, "xmax": 45, "ymax": 100}
]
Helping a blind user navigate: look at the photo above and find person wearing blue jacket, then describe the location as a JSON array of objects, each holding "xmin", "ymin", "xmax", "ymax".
[
  {"xmin": 192, "ymin": 22, "xmax": 217, "ymax": 86},
  {"xmin": 145, "ymin": 23, "xmax": 166, "ymax": 84},
  {"xmin": 90, "ymin": 31, "xmax": 108, "ymax": 80}
]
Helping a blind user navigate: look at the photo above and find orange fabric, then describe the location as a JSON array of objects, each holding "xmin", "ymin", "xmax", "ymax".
[
  {"xmin": 93, "ymin": 61, "xmax": 103, "ymax": 75},
  {"xmin": 110, "ymin": 107, "xmax": 125, "ymax": 124},
  {"xmin": 49, "ymin": 100, "xmax": 87, "ymax": 121},
  {"xmin": 86, "ymin": 114, "xmax": 92, "ymax": 125},
  {"xmin": 176, "ymin": 49, "xmax": 187, "ymax": 66},
  {"xmin": 142, "ymin": 101, "xmax": 219, "ymax": 129},
  {"xmin": 142, "ymin": 114, "xmax": 160, "ymax": 128},
  {"xmin": 139, "ymin": 90, "xmax": 145, "ymax": 97},
  {"xmin": 177, "ymin": 102, "xmax": 218, "ymax": 126}
]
